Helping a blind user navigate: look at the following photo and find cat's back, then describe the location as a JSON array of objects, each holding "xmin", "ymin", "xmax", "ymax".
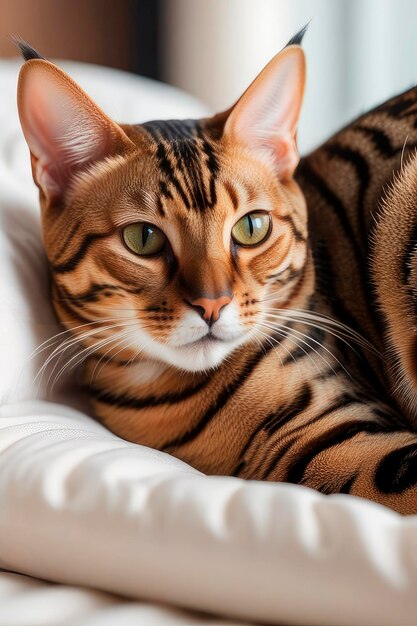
[{"xmin": 296, "ymin": 86, "xmax": 417, "ymax": 347}]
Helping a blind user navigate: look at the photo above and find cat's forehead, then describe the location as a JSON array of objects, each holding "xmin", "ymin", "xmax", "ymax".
[
  {"xmin": 140, "ymin": 118, "xmax": 221, "ymax": 213},
  {"xmin": 131, "ymin": 118, "xmax": 279, "ymax": 211},
  {"xmin": 141, "ymin": 118, "xmax": 207, "ymax": 142},
  {"xmin": 70, "ymin": 116, "xmax": 282, "ymax": 222}
]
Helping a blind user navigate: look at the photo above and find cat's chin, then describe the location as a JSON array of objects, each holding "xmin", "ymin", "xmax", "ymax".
[
  {"xmin": 124, "ymin": 318, "xmax": 248, "ymax": 373},
  {"xmin": 138, "ymin": 304, "xmax": 249, "ymax": 372},
  {"xmin": 163, "ymin": 335, "xmax": 244, "ymax": 372}
]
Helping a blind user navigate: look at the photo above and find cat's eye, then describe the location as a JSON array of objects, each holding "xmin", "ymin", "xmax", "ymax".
[
  {"xmin": 231, "ymin": 212, "xmax": 271, "ymax": 247},
  {"xmin": 122, "ymin": 222, "xmax": 166, "ymax": 256}
]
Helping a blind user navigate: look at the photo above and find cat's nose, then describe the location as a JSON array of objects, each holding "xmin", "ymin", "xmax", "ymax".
[{"xmin": 189, "ymin": 295, "xmax": 233, "ymax": 326}]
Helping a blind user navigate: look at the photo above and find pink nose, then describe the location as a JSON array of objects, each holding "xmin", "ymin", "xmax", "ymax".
[{"xmin": 191, "ymin": 295, "xmax": 232, "ymax": 324}]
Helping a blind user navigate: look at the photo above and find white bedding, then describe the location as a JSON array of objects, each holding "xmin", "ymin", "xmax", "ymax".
[
  {"xmin": 1, "ymin": 58, "xmax": 417, "ymax": 626},
  {"xmin": 0, "ymin": 571, "xmax": 244, "ymax": 626}
]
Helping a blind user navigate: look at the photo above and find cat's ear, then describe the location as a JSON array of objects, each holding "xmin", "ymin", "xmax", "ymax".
[
  {"xmin": 224, "ymin": 45, "xmax": 306, "ymax": 180},
  {"xmin": 17, "ymin": 57, "xmax": 135, "ymax": 203}
]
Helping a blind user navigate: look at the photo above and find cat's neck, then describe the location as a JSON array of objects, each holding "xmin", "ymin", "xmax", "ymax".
[
  {"xmin": 86, "ymin": 343, "xmax": 247, "ymax": 401},
  {"xmin": 85, "ymin": 337, "xmax": 259, "ymax": 450}
]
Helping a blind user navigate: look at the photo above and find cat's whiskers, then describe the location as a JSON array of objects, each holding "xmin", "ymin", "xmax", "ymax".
[
  {"xmin": 255, "ymin": 322, "xmax": 323, "ymax": 375},
  {"xmin": 89, "ymin": 331, "xmax": 151, "ymax": 384},
  {"xmin": 48, "ymin": 332, "xmax": 129, "ymax": 395},
  {"xmin": 36, "ymin": 320, "xmax": 134, "ymax": 377},
  {"xmin": 49, "ymin": 329, "xmax": 139, "ymax": 394},
  {"xmin": 34, "ymin": 320, "xmax": 141, "ymax": 395},
  {"xmin": 34, "ymin": 324, "xmax": 121, "ymax": 393},
  {"xmin": 262, "ymin": 311, "xmax": 362, "ymax": 357},
  {"xmin": 250, "ymin": 323, "xmax": 328, "ymax": 377},
  {"xmin": 264, "ymin": 318, "xmax": 346, "ymax": 375},
  {"xmin": 250, "ymin": 332, "xmax": 269, "ymax": 359},
  {"xmin": 29, "ymin": 316, "xmax": 135, "ymax": 361},
  {"xmin": 260, "ymin": 305, "xmax": 381, "ymax": 357},
  {"xmin": 34, "ymin": 309, "xmax": 168, "ymax": 382},
  {"xmin": 256, "ymin": 319, "xmax": 345, "ymax": 379},
  {"xmin": 249, "ymin": 325, "xmax": 287, "ymax": 366},
  {"xmin": 54, "ymin": 296, "xmax": 143, "ymax": 310},
  {"xmin": 244, "ymin": 316, "xmax": 300, "ymax": 364},
  {"xmin": 63, "ymin": 302, "xmax": 175, "ymax": 315},
  {"xmin": 48, "ymin": 323, "xmax": 153, "ymax": 395}
]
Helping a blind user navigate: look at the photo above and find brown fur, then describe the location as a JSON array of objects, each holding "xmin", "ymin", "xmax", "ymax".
[{"xmin": 17, "ymin": 45, "xmax": 417, "ymax": 515}]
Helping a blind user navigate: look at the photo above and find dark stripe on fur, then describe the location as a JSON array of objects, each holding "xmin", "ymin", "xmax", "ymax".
[
  {"xmin": 163, "ymin": 335, "xmax": 283, "ymax": 449},
  {"xmin": 286, "ymin": 420, "xmax": 393, "ymax": 486},
  {"xmin": 339, "ymin": 474, "xmax": 357, "ymax": 494},
  {"xmin": 52, "ymin": 231, "xmax": 113, "ymax": 274},
  {"xmin": 52, "ymin": 220, "xmax": 82, "ymax": 264},
  {"xmin": 155, "ymin": 196, "xmax": 166, "ymax": 216},
  {"xmin": 197, "ymin": 126, "xmax": 219, "ymax": 207},
  {"xmin": 143, "ymin": 119, "xmax": 220, "ymax": 211},
  {"xmin": 311, "ymin": 242, "xmax": 386, "ymax": 393},
  {"xmin": 60, "ymin": 283, "xmax": 130, "ymax": 304},
  {"xmin": 373, "ymin": 89, "xmax": 417, "ymax": 120},
  {"xmin": 354, "ymin": 125, "xmax": 417, "ymax": 160},
  {"xmin": 224, "ymin": 181, "xmax": 240, "ymax": 211},
  {"xmin": 159, "ymin": 180, "xmax": 173, "ymax": 200},
  {"xmin": 53, "ymin": 284, "xmax": 92, "ymax": 325},
  {"xmin": 281, "ymin": 325, "xmax": 326, "ymax": 365},
  {"xmin": 324, "ymin": 143, "xmax": 371, "ymax": 249},
  {"xmin": 297, "ymin": 161, "xmax": 364, "ymax": 263},
  {"xmin": 235, "ymin": 383, "xmax": 312, "ymax": 474},
  {"xmin": 285, "ymin": 394, "xmax": 361, "ymax": 440},
  {"xmin": 259, "ymin": 384, "xmax": 311, "ymax": 436},
  {"xmin": 89, "ymin": 376, "xmax": 212, "ymax": 409},
  {"xmin": 259, "ymin": 395, "xmax": 365, "ymax": 480},
  {"xmin": 154, "ymin": 141, "xmax": 191, "ymax": 208},
  {"xmin": 279, "ymin": 214, "xmax": 306, "ymax": 242},
  {"xmin": 375, "ymin": 443, "xmax": 417, "ymax": 494},
  {"xmin": 266, "ymin": 267, "xmax": 304, "ymax": 285}
]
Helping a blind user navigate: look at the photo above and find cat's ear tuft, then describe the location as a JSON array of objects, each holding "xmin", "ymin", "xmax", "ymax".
[
  {"xmin": 13, "ymin": 37, "xmax": 45, "ymax": 62},
  {"xmin": 224, "ymin": 45, "xmax": 306, "ymax": 180},
  {"xmin": 285, "ymin": 23, "xmax": 309, "ymax": 47},
  {"xmin": 17, "ymin": 57, "xmax": 135, "ymax": 203}
]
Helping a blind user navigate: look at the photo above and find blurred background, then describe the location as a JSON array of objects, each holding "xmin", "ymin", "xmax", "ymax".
[{"xmin": 1, "ymin": 0, "xmax": 417, "ymax": 153}]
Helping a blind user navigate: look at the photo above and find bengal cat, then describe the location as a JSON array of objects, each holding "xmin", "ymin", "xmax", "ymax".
[{"xmin": 16, "ymin": 33, "xmax": 417, "ymax": 514}]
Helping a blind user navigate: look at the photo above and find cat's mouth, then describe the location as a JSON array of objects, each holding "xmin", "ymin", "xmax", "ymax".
[
  {"xmin": 181, "ymin": 332, "xmax": 226, "ymax": 348},
  {"xmin": 178, "ymin": 328, "xmax": 245, "ymax": 349},
  {"xmin": 151, "ymin": 325, "xmax": 249, "ymax": 371}
]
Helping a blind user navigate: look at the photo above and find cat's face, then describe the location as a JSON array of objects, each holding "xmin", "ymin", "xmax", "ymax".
[{"xmin": 18, "ymin": 44, "xmax": 308, "ymax": 372}]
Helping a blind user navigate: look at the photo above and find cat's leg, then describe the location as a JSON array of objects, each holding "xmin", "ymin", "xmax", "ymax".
[
  {"xmin": 237, "ymin": 386, "xmax": 417, "ymax": 514},
  {"xmin": 287, "ymin": 422, "xmax": 417, "ymax": 515}
]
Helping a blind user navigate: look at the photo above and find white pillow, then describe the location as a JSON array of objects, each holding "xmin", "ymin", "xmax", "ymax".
[
  {"xmin": 0, "ymin": 59, "xmax": 209, "ymax": 406},
  {"xmin": 1, "ymin": 400, "xmax": 417, "ymax": 626},
  {"xmin": 2, "ymin": 60, "xmax": 417, "ymax": 626}
]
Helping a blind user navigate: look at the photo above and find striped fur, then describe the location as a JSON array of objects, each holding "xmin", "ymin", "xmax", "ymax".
[{"xmin": 17, "ymin": 43, "xmax": 417, "ymax": 514}]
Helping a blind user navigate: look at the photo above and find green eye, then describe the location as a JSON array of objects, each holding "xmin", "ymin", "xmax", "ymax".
[
  {"xmin": 231, "ymin": 212, "xmax": 271, "ymax": 246},
  {"xmin": 122, "ymin": 222, "xmax": 166, "ymax": 256}
]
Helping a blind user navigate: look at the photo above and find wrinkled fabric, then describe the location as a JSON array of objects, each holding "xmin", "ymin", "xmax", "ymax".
[
  {"xmin": 1, "ymin": 401, "xmax": 417, "ymax": 626},
  {"xmin": 0, "ymin": 571, "xmax": 247, "ymax": 625},
  {"xmin": 1, "ymin": 59, "xmax": 417, "ymax": 626}
]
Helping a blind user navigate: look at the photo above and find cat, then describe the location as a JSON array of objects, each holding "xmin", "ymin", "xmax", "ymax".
[{"xmin": 16, "ymin": 32, "xmax": 417, "ymax": 514}]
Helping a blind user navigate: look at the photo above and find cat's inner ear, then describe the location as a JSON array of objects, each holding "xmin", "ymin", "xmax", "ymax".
[
  {"xmin": 224, "ymin": 46, "xmax": 306, "ymax": 181},
  {"xmin": 17, "ymin": 59, "xmax": 135, "ymax": 202}
]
